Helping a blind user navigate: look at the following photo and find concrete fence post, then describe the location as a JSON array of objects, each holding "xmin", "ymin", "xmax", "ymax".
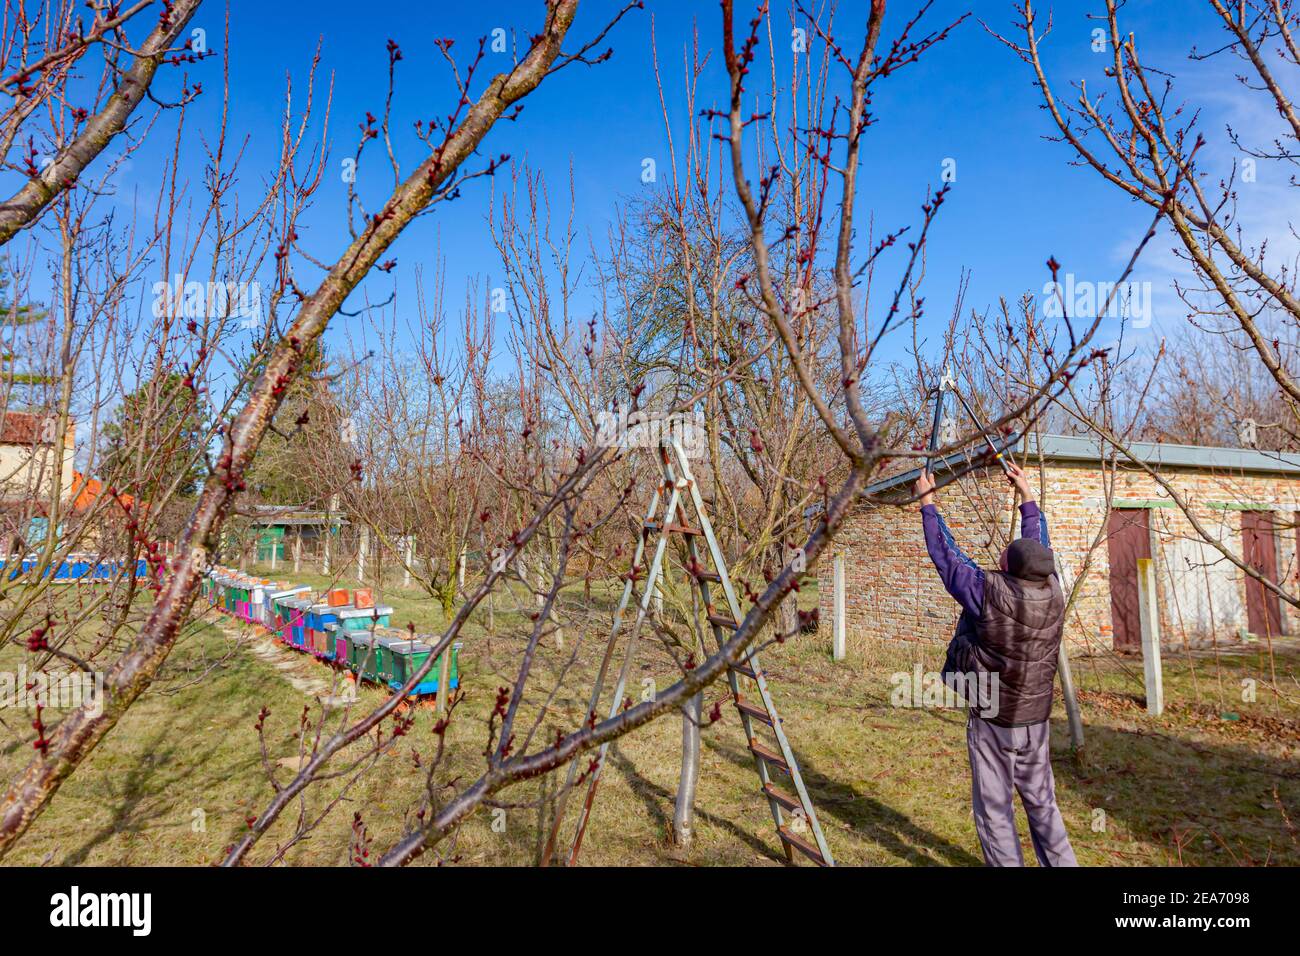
[
  {"xmin": 357, "ymin": 527, "xmax": 369, "ymax": 584},
  {"xmin": 1050, "ymin": 554, "xmax": 1086, "ymax": 751},
  {"xmin": 436, "ymin": 643, "xmax": 452, "ymax": 718},
  {"xmin": 1136, "ymin": 557, "xmax": 1164, "ymax": 716},
  {"xmin": 832, "ymin": 552, "xmax": 846, "ymax": 661}
]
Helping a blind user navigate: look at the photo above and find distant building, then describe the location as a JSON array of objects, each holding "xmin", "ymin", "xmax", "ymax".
[
  {"xmin": 0, "ymin": 410, "xmax": 75, "ymax": 504},
  {"xmin": 0, "ymin": 410, "xmax": 76, "ymax": 552},
  {"xmin": 244, "ymin": 505, "xmax": 347, "ymax": 562},
  {"xmin": 821, "ymin": 434, "xmax": 1300, "ymax": 655}
]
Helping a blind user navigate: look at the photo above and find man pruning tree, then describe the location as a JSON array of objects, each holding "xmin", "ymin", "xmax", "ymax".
[{"xmin": 914, "ymin": 463, "xmax": 1078, "ymax": 867}]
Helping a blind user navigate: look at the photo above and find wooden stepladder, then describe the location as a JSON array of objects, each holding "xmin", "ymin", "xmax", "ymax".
[{"xmin": 543, "ymin": 436, "xmax": 834, "ymax": 866}]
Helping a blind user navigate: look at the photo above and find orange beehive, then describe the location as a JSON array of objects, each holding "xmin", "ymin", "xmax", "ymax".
[
  {"xmin": 353, "ymin": 588, "xmax": 374, "ymax": 609},
  {"xmin": 327, "ymin": 589, "xmax": 350, "ymax": 607}
]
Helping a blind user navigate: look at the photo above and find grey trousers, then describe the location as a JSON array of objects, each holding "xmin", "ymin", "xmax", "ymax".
[{"xmin": 966, "ymin": 716, "xmax": 1078, "ymax": 867}]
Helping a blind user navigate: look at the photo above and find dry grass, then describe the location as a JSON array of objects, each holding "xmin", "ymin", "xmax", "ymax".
[{"xmin": 0, "ymin": 566, "xmax": 1296, "ymax": 867}]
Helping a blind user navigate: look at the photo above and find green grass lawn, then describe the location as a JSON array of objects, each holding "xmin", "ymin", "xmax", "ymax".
[{"xmin": 0, "ymin": 567, "xmax": 1295, "ymax": 866}]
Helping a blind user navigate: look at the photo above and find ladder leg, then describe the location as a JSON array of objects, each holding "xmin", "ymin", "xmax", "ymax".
[
  {"xmin": 566, "ymin": 484, "xmax": 681, "ymax": 863},
  {"xmin": 542, "ymin": 484, "xmax": 663, "ymax": 866},
  {"xmin": 669, "ymin": 438, "xmax": 835, "ymax": 866}
]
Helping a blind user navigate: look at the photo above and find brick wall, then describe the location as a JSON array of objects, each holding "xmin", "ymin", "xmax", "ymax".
[{"xmin": 818, "ymin": 460, "xmax": 1300, "ymax": 655}]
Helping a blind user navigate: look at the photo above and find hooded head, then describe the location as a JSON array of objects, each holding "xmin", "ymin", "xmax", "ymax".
[{"xmin": 999, "ymin": 538, "xmax": 1056, "ymax": 582}]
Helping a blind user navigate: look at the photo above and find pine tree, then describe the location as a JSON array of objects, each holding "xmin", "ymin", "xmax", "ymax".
[
  {"xmin": 0, "ymin": 266, "xmax": 52, "ymax": 401},
  {"xmin": 99, "ymin": 372, "xmax": 212, "ymax": 498}
]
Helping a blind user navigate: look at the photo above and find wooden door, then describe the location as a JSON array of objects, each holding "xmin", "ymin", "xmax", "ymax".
[
  {"xmin": 1242, "ymin": 510, "xmax": 1284, "ymax": 638},
  {"xmin": 1107, "ymin": 508, "xmax": 1152, "ymax": 651}
]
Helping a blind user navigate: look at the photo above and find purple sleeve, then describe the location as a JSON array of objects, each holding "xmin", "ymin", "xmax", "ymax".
[
  {"xmin": 921, "ymin": 504, "xmax": 984, "ymax": 618},
  {"xmin": 1019, "ymin": 500, "xmax": 1050, "ymax": 548}
]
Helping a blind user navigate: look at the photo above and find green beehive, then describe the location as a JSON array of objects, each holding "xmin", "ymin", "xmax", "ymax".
[
  {"xmin": 389, "ymin": 639, "xmax": 461, "ymax": 694},
  {"xmin": 335, "ymin": 605, "xmax": 395, "ymax": 632},
  {"xmin": 349, "ymin": 633, "xmax": 378, "ymax": 680},
  {"xmin": 371, "ymin": 632, "xmax": 407, "ymax": 683}
]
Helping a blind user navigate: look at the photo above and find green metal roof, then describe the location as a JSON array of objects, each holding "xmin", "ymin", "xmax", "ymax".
[
  {"xmin": 857, "ymin": 432, "xmax": 1300, "ymax": 506},
  {"xmin": 1029, "ymin": 434, "xmax": 1300, "ymax": 475}
]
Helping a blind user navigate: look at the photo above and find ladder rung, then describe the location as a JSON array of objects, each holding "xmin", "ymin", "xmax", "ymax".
[
  {"xmin": 642, "ymin": 521, "xmax": 661, "ymax": 535},
  {"xmin": 665, "ymin": 522, "xmax": 703, "ymax": 536},
  {"xmin": 708, "ymin": 614, "xmax": 738, "ymax": 630},
  {"xmin": 778, "ymin": 825, "xmax": 828, "ymax": 867},
  {"xmin": 762, "ymin": 782, "xmax": 801, "ymax": 814},
  {"xmin": 691, "ymin": 569, "xmax": 722, "ymax": 583},
  {"xmin": 749, "ymin": 740, "xmax": 790, "ymax": 774},
  {"xmin": 729, "ymin": 662, "xmax": 759, "ymax": 680},
  {"xmin": 735, "ymin": 698, "xmax": 774, "ymax": 726}
]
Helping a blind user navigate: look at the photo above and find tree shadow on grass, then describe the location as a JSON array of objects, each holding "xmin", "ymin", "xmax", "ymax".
[
  {"xmin": 1050, "ymin": 717, "xmax": 1300, "ymax": 865},
  {"xmin": 57, "ymin": 670, "xmax": 274, "ymax": 865},
  {"xmin": 703, "ymin": 735, "xmax": 984, "ymax": 866},
  {"xmin": 604, "ymin": 743, "xmax": 780, "ymax": 862}
]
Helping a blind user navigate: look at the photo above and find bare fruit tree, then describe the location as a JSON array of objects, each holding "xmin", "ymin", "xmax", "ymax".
[
  {"xmin": 0, "ymin": 0, "xmax": 593, "ymax": 856},
  {"xmin": 996, "ymin": 0, "xmax": 1300, "ymax": 615},
  {"xmin": 212, "ymin": 0, "xmax": 1131, "ymax": 868}
]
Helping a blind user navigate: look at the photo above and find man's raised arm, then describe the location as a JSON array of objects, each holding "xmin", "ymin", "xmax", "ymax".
[{"xmin": 915, "ymin": 470, "xmax": 985, "ymax": 618}]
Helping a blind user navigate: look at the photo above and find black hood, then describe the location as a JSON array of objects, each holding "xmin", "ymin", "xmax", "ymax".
[{"xmin": 1006, "ymin": 538, "xmax": 1055, "ymax": 582}]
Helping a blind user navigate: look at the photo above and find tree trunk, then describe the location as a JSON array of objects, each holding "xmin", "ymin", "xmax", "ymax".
[
  {"xmin": 673, "ymin": 692, "xmax": 702, "ymax": 846},
  {"xmin": 777, "ymin": 592, "xmax": 800, "ymax": 641}
]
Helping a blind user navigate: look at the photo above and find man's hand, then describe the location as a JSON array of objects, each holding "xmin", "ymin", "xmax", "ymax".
[
  {"xmin": 1006, "ymin": 463, "xmax": 1033, "ymax": 502},
  {"xmin": 914, "ymin": 469, "xmax": 935, "ymax": 507}
]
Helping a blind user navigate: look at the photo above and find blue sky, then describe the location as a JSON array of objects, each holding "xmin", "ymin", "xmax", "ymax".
[{"xmin": 15, "ymin": 1, "xmax": 1283, "ymax": 403}]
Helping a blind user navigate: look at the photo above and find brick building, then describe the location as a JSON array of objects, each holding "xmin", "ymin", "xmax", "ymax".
[{"xmin": 819, "ymin": 435, "xmax": 1300, "ymax": 655}]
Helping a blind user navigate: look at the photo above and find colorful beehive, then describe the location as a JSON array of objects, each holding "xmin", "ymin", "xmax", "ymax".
[
  {"xmin": 280, "ymin": 596, "xmax": 313, "ymax": 649},
  {"xmin": 227, "ymin": 576, "xmax": 242, "ymax": 617},
  {"xmin": 269, "ymin": 585, "xmax": 311, "ymax": 640},
  {"xmin": 304, "ymin": 603, "xmax": 341, "ymax": 659},
  {"xmin": 326, "ymin": 589, "xmax": 350, "ymax": 607},
  {"xmin": 353, "ymin": 588, "xmax": 374, "ymax": 609},
  {"xmin": 250, "ymin": 581, "xmax": 266, "ymax": 625},
  {"xmin": 253, "ymin": 581, "xmax": 281, "ymax": 628},
  {"xmin": 370, "ymin": 631, "xmax": 408, "ymax": 683},
  {"xmin": 238, "ymin": 578, "xmax": 254, "ymax": 620},
  {"xmin": 335, "ymin": 604, "xmax": 393, "ymax": 632},
  {"xmin": 388, "ymin": 639, "xmax": 462, "ymax": 695},
  {"xmin": 258, "ymin": 582, "xmax": 278, "ymax": 628},
  {"xmin": 324, "ymin": 622, "xmax": 349, "ymax": 663},
  {"xmin": 349, "ymin": 632, "xmax": 377, "ymax": 678}
]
